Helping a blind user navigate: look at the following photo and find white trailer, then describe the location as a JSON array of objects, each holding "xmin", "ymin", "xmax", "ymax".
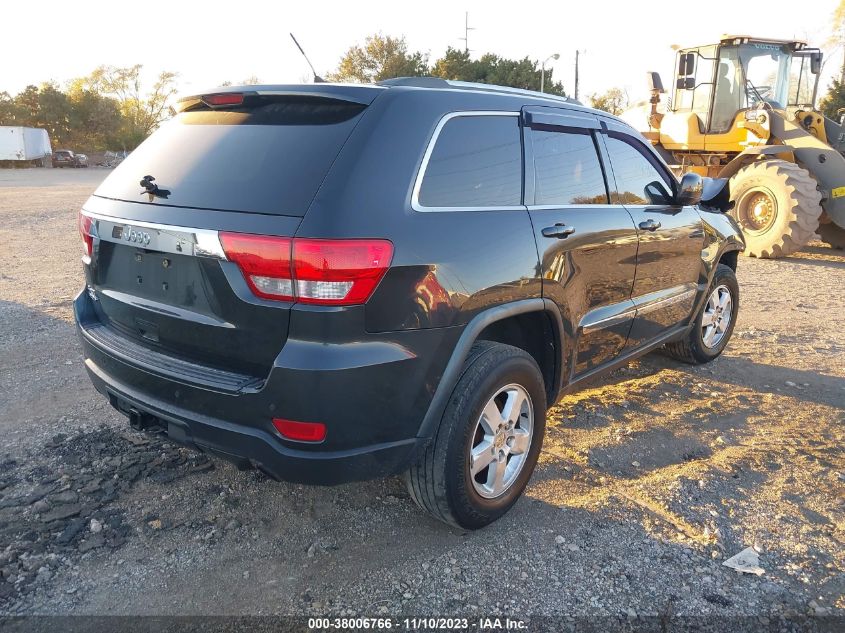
[{"xmin": 0, "ymin": 127, "xmax": 53, "ymax": 165}]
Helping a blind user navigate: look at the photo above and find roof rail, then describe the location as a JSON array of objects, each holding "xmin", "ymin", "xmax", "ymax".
[
  {"xmin": 378, "ymin": 77, "xmax": 452, "ymax": 88},
  {"xmin": 377, "ymin": 77, "xmax": 582, "ymax": 105}
]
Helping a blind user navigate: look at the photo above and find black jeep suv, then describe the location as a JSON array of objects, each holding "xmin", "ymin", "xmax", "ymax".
[{"xmin": 74, "ymin": 79, "xmax": 743, "ymax": 529}]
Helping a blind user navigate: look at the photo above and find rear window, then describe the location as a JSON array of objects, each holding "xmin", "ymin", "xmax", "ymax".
[
  {"xmin": 417, "ymin": 115, "xmax": 522, "ymax": 209},
  {"xmin": 94, "ymin": 97, "xmax": 366, "ymax": 216},
  {"xmin": 531, "ymin": 128, "xmax": 608, "ymax": 205}
]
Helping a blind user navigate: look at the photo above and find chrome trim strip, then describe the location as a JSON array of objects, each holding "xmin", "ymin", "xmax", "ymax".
[
  {"xmin": 527, "ymin": 204, "xmax": 620, "ymax": 211},
  {"xmin": 578, "ymin": 283, "xmax": 697, "ymax": 334},
  {"xmin": 99, "ymin": 289, "xmax": 235, "ymax": 328},
  {"xmin": 580, "ymin": 309, "xmax": 637, "ymax": 334},
  {"xmin": 81, "ymin": 211, "xmax": 227, "ymax": 260},
  {"xmin": 633, "ymin": 285, "xmax": 697, "ymax": 317},
  {"xmin": 411, "ymin": 111, "xmax": 523, "ymax": 213}
]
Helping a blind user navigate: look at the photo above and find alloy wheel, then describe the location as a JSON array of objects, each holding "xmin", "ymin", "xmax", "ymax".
[
  {"xmin": 701, "ymin": 284, "xmax": 733, "ymax": 349},
  {"xmin": 469, "ymin": 384, "xmax": 534, "ymax": 499}
]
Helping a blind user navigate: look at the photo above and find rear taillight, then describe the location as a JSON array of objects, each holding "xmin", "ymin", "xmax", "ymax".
[
  {"xmin": 219, "ymin": 233, "xmax": 393, "ymax": 306},
  {"xmin": 218, "ymin": 233, "xmax": 294, "ymax": 300},
  {"xmin": 78, "ymin": 211, "xmax": 93, "ymax": 258},
  {"xmin": 293, "ymin": 239, "xmax": 394, "ymax": 305}
]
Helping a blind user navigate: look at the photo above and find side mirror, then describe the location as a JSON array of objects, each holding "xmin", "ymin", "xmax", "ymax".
[
  {"xmin": 647, "ymin": 72, "xmax": 665, "ymax": 93},
  {"xmin": 676, "ymin": 172, "xmax": 703, "ymax": 206},
  {"xmin": 810, "ymin": 52, "xmax": 822, "ymax": 75}
]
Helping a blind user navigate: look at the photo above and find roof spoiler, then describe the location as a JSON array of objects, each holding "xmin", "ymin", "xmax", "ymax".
[{"xmin": 174, "ymin": 84, "xmax": 385, "ymax": 112}]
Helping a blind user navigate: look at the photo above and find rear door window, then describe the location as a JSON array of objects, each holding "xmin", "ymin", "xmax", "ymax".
[
  {"xmin": 531, "ymin": 128, "xmax": 608, "ymax": 205},
  {"xmin": 417, "ymin": 114, "xmax": 522, "ymax": 209},
  {"xmin": 94, "ymin": 97, "xmax": 367, "ymax": 216}
]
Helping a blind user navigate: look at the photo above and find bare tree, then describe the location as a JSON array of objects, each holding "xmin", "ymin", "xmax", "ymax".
[{"xmin": 76, "ymin": 65, "xmax": 178, "ymax": 146}]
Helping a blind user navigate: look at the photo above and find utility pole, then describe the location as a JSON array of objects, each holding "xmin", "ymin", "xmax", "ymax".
[
  {"xmin": 459, "ymin": 12, "xmax": 474, "ymax": 54},
  {"xmin": 574, "ymin": 50, "xmax": 580, "ymax": 101}
]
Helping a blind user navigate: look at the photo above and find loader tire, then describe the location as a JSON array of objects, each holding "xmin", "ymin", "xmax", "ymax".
[
  {"xmin": 818, "ymin": 221, "xmax": 845, "ymax": 250},
  {"xmin": 729, "ymin": 160, "xmax": 822, "ymax": 259}
]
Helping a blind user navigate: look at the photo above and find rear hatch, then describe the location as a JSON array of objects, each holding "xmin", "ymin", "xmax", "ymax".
[{"xmin": 81, "ymin": 87, "xmax": 381, "ymax": 381}]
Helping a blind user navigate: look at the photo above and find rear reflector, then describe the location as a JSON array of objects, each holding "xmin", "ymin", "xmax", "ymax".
[
  {"xmin": 78, "ymin": 211, "xmax": 93, "ymax": 257},
  {"xmin": 219, "ymin": 233, "xmax": 393, "ymax": 306},
  {"xmin": 272, "ymin": 418, "xmax": 326, "ymax": 442},
  {"xmin": 202, "ymin": 93, "xmax": 244, "ymax": 107}
]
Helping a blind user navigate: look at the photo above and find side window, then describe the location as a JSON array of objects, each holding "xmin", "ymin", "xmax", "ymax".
[
  {"xmin": 604, "ymin": 135, "xmax": 674, "ymax": 205},
  {"xmin": 417, "ymin": 115, "xmax": 522, "ymax": 208},
  {"xmin": 673, "ymin": 47, "xmax": 716, "ymax": 115},
  {"xmin": 531, "ymin": 128, "xmax": 608, "ymax": 205}
]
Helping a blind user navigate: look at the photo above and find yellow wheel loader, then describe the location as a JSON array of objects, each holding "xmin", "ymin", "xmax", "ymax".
[{"xmin": 624, "ymin": 35, "xmax": 845, "ymax": 257}]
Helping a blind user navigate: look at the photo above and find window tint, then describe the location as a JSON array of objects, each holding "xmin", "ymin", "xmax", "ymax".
[
  {"xmin": 418, "ymin": 115, "xmax": 522, "ymax": 208},
  {"xmin": 605, "ymin": 135, "xmax": 674, "ymax": 205},
  {"xmin": 94, "ymin": 97, "xmax": 366, "ymax": 216},
  {"xmin": 532, "ymin": 128, "xmax": 608, "ymax": 205}
]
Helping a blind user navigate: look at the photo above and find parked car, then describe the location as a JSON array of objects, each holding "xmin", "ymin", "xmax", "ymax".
[
  {"xmin": 74, "ymin": 80, "xmax": 744, "ymax": 529},
  {"xmin": 53, "ymin": 150, "xmax": 88, "ymax": 168}
]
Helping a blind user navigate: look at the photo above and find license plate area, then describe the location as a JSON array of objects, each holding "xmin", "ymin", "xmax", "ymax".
[{"xmin": 99, "ymin": 243, "xmax": 212, "ymax": 312}]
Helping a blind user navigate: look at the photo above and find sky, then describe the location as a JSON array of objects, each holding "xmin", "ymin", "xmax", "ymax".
[{"xmin": 2, "ymin": 0, "xmax": 841, "ymax": 105}]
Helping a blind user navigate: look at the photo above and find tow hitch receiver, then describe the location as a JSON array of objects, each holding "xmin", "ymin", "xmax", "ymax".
[
  {"xmin": 127, "ymin": 408, "xmax": 162, "ymax": 432},
  {"xmin": 109, "ymin": 392, "xmax": 163, "ymax": 432}
]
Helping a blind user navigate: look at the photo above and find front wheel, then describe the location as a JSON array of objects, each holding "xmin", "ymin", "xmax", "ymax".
[
  {"xmin": 405, "ymin": 341, "xmax": 546, "ymax": 529},
  {"xmin": 664, "ymin": 263, "xmax": 739, "ymax": 364}
]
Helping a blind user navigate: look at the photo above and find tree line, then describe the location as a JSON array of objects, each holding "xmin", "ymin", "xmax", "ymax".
[
  {"xmin": 328, "ymin": 35, "xmax": 568, "ymax": 96},
  {"xmin": 5, "ymin": 29, "xmax": 844, "ymax": 154},
  {"xmin": 329, "ymin": 35, "xmax": 635, "ymax": 114},
  {"xmin": 0, "ymin": 65, "xmax": 177, "ymax": 153}
]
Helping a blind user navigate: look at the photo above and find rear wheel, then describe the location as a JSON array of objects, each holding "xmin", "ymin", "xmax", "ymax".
[
  {"xmin": 729, "ymin": 160, "xmax": 822, "ymax": 258},
  {"xmin": 405, "ymin": 341, "xmax": 546, "ymax": 529}
]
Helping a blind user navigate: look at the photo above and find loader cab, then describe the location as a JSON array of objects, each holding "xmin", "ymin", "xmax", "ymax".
[{"xmin": 671, "ymin": 37, "xmax": 822, "ymax": 136}]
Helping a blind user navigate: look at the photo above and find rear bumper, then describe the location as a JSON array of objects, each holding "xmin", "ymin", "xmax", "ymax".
[
  {"xmin": 74, "ymin": 290, "xmax": 458, "ymax": 485},
  {"xmin": 83, "ymin": 357, "xmax": 421, "ymax": 484}
]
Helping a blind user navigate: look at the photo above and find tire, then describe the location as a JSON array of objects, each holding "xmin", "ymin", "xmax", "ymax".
[
  {"xmin": 405, "ymin": 341, "xmax": 547, "ymax": 529},
  {"xmin": 729, "ymin": 160, "xmax": 822, "ymax": 258},
  {"xmin": 664, "ymin": 263, "xmax": 739, "ymax": 364},
  {"xmin": 818, "ymin": 221, "xmax": 845, "ymax": 249}
]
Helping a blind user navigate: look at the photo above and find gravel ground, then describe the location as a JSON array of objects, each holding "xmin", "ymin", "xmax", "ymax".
[{"xmin": 0, "ymin": 168, "xmax": 843, "ymax": 628}]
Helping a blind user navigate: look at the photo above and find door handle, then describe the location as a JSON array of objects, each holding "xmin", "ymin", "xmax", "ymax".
[
  {"xmin": 541, "ymin": 224, "xmax": 576, "ymax": 239},
  {"xmin": 638, "ymin": 219, "xmax": 662, "ymax": 231}
]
